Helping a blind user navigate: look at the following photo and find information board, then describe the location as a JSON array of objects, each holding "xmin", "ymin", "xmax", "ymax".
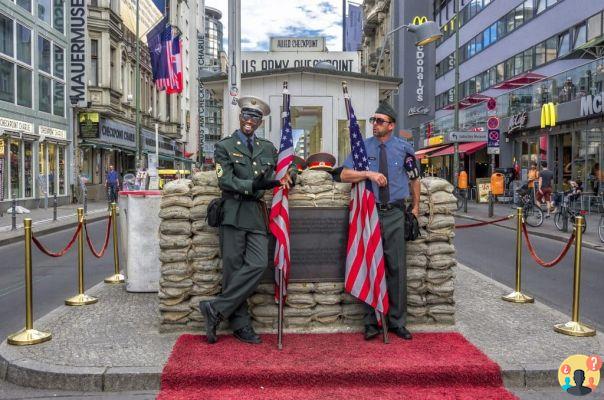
[{"xmin": 476, "ymin": 178, "xmax": 492, "ymax": 204}]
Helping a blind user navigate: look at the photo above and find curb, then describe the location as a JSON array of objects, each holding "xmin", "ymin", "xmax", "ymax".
[
  {"xmin": 0, "ymin": 212, "xmax": 108, "ymax": 247},
  {"xmin": 453, "ymin": 213, "xmax": 604, "ymax": 252}
]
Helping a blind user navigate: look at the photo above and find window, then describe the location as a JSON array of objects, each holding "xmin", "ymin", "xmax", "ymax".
[
  {"xmin": 0, "ymin": 14, "xmax": 14, "ymax": 57},
  {"xmin": 17, "ymin": 0, "xmax": 32, "ymax": 13},
  {"xmin": 17, "ymin": 24, "xmax": 32, "ymax": 64},
  {"xmin": 514, "ymin": 53, "xmax": 524, "ymax": 75},
  {"xmin": 506, "ymin": 10, "xmax": 515, "ymax": 32},
  {"xmin": 505, "ymin": 58, "xmax": 514, "ymax": 79},
  {"xmin": 39, "ymin": 74, "xmax": 52, "ymax": 113},
  {"xmin": 489, "ymin": 23, "xmax": 497, "ymax": 44},
  {"xmin": 535, "ymin": 42, "xmax": 545, "ymax": 66},
  {"xmin": 17, "ymin": 66, "xmax": 32, "ymax": 107},
  {"xmin": 523, "ymin": 48, "xmax": 533, "ymax": 71},
  {"xmin": 546, "ymin": 36, "xmax": 558, "ymax": 62},
  {"xmin": 587, "ymin": 13, "xmax": 602, "ymax": 42},
  {"xmin": 536, "ymin": 0, "xmax": 546, "ymax": 14},
  {"xmin": 573, "ymin": 23, "xmax": 587, "ymax": 49},
  {"xmin": 475, "ymin": 33, "xmax": 483, "ymax": 53},
  {"xmin": 53, "ymin": 45, "xmax": 64, "ymax": 79},
  {"xmin": 514, "ymin": 4, "xmax": 525, "ymax": 29},
  {"xmin": 558, "ymin": 31, "xmax": 570, "ymax": 56},
  {"xmin": 90, "ymin": 39, "xmax": 98, "ymax": 86},
  {"xmin": 0, "ymin": 58, "xmax": 14, "ymax": 103},
  {"xmin": 53, "ymin": 0, "xmax": 64, "ymax": 33},
  {"xmin": 523, "ymin": 0, "xmax": 534, "ymax": 22},
  {"xmin": 496, "ymin": 63, "xmax": 504, "ymax": 83},
  {"xmin": 38, "ymin": 36, "xmax": 51, "ymax": 73},
  {"xmin": 497, "ymin": 19, "xmax": 506, "ymax": 38},
  {"xmin": 53, "ymin": 81, "xmax": 64, "ymax": 116},
  {"xmin": 38, "ymin": 0, "xmax": 52, "ymax": 24}
]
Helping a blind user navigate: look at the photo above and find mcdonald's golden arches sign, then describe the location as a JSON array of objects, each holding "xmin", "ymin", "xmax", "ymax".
[
  {"xmin": 411, "ymin": 16, "xmax": 428, "ymax": 25},
  {"xmin": 540, "ymin": 102, "xmax": 557, "ymax": 128}
]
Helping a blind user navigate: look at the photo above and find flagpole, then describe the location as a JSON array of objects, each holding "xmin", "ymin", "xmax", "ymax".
[
  {"xmin": 277, "ymin": 81, "xmax": 288, "ymax": 351},
  {"xmin": 135, "ymin": 0, "xmax": 142, "ymax": 169},
  {"xmin": 341, "ymin": 81, "xmax": 389, "ymax": 344}
]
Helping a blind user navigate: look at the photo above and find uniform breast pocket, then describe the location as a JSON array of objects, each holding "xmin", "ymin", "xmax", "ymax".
[
  {"xmin": 260, "ymin": 157, "xmax": 275, "ymax": 175},
  {"xmin": 389, "ymin": 159, "xmax": 403, "ymax": 174},
  {"xmin": 232, "ymin": 157, "xmax": 250, "ymax": 177}
]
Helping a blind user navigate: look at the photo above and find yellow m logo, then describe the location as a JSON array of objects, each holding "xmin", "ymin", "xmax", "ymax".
[
  {"xmin": 411, "ymin": 16, "xmax": 428, "ymax": 25},
  {"xmin": 540, "ymin": 102, "xmax": 557, "ymax": 128}
]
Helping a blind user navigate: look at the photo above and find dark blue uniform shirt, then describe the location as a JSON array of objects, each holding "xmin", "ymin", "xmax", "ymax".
[{"xmin": 343, "ymin": 135, "xmax": 415, "ymax": 203}]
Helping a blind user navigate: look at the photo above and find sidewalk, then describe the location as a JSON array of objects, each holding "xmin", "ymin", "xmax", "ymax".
[
  {"xmin": 454, "ymin": 201, "xmax": 604, "ymax": 251},
  {"xmin": 0, "ymin": 202, "xmax": 110, "ymax": 246},
  {"xmin": 1, "ymin": 263, "xmax": 601, "ymax": 392}
]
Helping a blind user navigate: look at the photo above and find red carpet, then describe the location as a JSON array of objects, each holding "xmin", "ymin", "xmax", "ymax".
[{"xmin": 158, "ymin": 332, "xmax": 518, "ymax": 400}]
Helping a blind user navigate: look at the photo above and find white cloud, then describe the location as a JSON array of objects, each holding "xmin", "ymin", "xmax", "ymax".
[{"xmin": 204, "ymin": 0, "xmax": 343, "ymax": 51}]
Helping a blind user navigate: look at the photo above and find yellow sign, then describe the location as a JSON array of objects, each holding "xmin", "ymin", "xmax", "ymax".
[
  {"xmin": 411, "ymin": 16, "xmax": 428, "ymax": 25},
  {"xmin": 79, "ymin": 112, "xmax": 99, "ymax": 123},
  {"xmin": 540, "ymin": 102, "xmax": 556, "ymax": 128},
  {"xmin": 420, "ymin": 158, "xmax": 429, "ymax": 165},
  {"xmin": 427, "ymin": 135, "xmax": 444, "ymax": 146}
]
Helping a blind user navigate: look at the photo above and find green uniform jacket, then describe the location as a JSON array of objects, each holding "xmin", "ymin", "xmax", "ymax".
[{"xmin": 214, "ymin": 131, "xmax": 278, "ymax": 233}]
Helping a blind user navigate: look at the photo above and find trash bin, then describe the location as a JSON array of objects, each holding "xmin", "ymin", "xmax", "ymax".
[{"xmin": 118, "ymin": 190, "xmax": 162, "ymax": 292}]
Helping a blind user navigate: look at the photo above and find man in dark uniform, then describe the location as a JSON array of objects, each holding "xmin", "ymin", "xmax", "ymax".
[
  {"xmin": 340, "ymin": 102, "xmax": 420, "ymax": 341},
  {"xmin": 200, "ymin": 96, "xmax": 292, "ymax": 344}
]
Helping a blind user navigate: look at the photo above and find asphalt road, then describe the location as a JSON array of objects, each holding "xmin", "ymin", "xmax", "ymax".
[
  {"xmin": 454, "ymin": 220, "xmax": 604, "ymax": 332},
  {"xmin": 0, "ymin": 219, "xmax": 115, "ymax": 342}
]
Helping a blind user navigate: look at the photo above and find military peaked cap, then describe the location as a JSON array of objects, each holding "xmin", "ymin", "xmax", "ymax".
[{"xmin": 237, "ymin": 96, "xmax": 271, "ymax": 117}]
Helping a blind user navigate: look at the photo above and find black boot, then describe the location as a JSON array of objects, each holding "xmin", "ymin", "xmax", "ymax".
[
  {"xmin": 233, "ymin": 325, "xmax": 262, "ymax": 344},
  {"xmin": 200, "ymin": 301, "xmax": 221, "ymax": 344},
  {"xmin": 391, "ymin": 326, "xmax": 412, "ymax": 340}
]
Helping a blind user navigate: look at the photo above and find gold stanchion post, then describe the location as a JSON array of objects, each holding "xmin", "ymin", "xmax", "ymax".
[
  {"xmin": 502, "ymin": 207, "xmax": 534, "ymax": 303},
  {"xmin": 554, "ymin": 216, "xmax": 595, "ymax": 336},
  {"xmin": 7, "ymin": 219, "xmax": 52, "ymax": 345},
  {"xmin": 65, "ymin": 208, "xmax": 98, "ymax": 306},
  {"xmin": 104, "ymin": 202, "xmax": 124, "ymax": 283}
]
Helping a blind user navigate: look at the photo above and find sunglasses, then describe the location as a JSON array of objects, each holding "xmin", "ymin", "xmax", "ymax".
[
  {"xmin": 369, "ymin": 116, "xmax": 392, "ymax": 125},
  {"xmin": 241, "ymin": 112, "xmax": 262, "ymax": 123}
]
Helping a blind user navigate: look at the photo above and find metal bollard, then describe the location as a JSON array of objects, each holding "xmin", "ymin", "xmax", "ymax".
[
  {"xmin": 488, "ymin": 191, "xmax": 494, "ymax": 217},
  {"xmin": 83, "ymin": 190, "xmax": 88, "ymax": 215},
  {"xmin": 554, "ymin": 216, "xmax": 596, "ymax": 336},
  {"xmin": 502, "ymin": 207, "xmax": 534, "ymax": 303},
  {"xmin": 7, "ymin": 219, "xmax": 52, "ymax": 345},
  {"xmin": 11, "ymin": 198, "xmax": 17, "ymax": 231},
  {"xmin": 53, "ymin": 194, "xmax": 58, "ymax": 221},
  {"xmin": 463, "ymin": 189, "xmax": 468, "ymax": 213},
  {"xmin": 65, "ymin": 208, "xmax": 98, "ymax": 306},
  {"xmin": 104, "ymin": 203, "xmax": 125, "ymax": 284}
]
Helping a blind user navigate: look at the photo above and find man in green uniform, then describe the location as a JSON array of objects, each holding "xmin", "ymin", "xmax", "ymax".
[
  {"xmin": 200, "ymin": 96, "xmax": 291, "ymax": 344},
  {"xmin": 340, "ymin": 102, "xmax": 420, "ymax": 341}
]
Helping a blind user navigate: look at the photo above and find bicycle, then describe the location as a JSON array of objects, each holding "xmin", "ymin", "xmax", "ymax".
[
  {"xmin": 518, "ymin": 192, "xmax": 544, "ymax": 227},
  {"xmin": 553, "ymin": 194, "xmax": 587, "ymax": 234}
]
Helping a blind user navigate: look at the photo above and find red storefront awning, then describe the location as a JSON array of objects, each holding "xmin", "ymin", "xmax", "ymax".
[
  {"xmin": 492, "ymin": 72, "xmax": 545, "ymax": 90},
  {"xmin": 414, "ymin": 144, "xmax": 449, "ymax": 159},
  {"xmin": 442, "ymin": 94, "xmax": 491, "ymax": 110},
  {"xmin": 430, "ymin": 142, "xmax": 487, "ymax": 157}
]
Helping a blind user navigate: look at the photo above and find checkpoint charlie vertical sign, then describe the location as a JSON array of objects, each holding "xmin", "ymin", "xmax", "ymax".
[{"xmin": 69, "ymin": 0, "xmax": 87, "ymax": 105}]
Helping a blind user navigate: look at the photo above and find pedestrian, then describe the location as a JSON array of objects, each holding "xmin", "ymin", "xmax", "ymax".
[
  {"xmin": 536, "ymin": 161, "xmax": 554, "ymax": 217},
  {"xmin": 339, "ymin": 102, "xmax": 420, "ymax": 341},
  {"xmin": 528, "ymin": 161, "xmax": 539, "ymax": 200},
  {"xmin": 105, "ymin": 165, "xmax": 120, "ymax": 204},
  {"xmin": 200, "ymin": 96, "xmax": 293, "ymax": 345}
]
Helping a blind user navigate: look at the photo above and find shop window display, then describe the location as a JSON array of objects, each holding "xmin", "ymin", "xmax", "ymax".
[
  {"xmin": 48, "ymin": 143, "xmax": 57, "ymax": 195},
  {"xmin": 24, "ymin": 141, "xmax": 33, "ymax": 197},
  {"xmin": 59, "ymin": 146, "xmax": 66, "ymax": 195},
  {"xmin": 10, "ymin": 140, "xmax": 20, "ymax": 198}
]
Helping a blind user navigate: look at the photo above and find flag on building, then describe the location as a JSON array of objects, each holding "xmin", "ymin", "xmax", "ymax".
[
  {"xmin": 166, "ymin": 35, "xmax": 183, "ymax": 94},
  {"xmin": 146, "ymin": 16, "xmax": 167, "ymax": 83},
  {"xmin": 148, "ymin": 24, "xmax": 173, "ymax": 91},
  {"xmin": 343, "ymin": 96, "xmax": 389, "ymax": 315},
  {"xmin": 269, "ymin": 84, "xmax": 294, "ymax": 301}
]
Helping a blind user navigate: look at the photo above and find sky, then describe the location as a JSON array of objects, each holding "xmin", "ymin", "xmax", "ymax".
[{"xmin": 204, "ymin": 0, "xmax": 344, "ymax": 52}]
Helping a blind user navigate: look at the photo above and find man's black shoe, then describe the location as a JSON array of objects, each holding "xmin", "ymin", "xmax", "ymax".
[
  {"xmin": 391, "ymin": 326, "xmax": 412, "ymax": 340},
  {"xmin": 233, "ymin": 326, "xmax": 262, "ymax": 344},
  {"xmin": 364, "ymin": 324, "xmax": 380, "ymax": 340},
  {"xmin": 200, "ymin": 301, "xmax": 221, "ymax": 344}
]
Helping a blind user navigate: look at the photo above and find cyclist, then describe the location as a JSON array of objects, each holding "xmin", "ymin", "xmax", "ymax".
[{"xmin": 536, "ymin": 161, "xmax": 554, "ymax": 218}]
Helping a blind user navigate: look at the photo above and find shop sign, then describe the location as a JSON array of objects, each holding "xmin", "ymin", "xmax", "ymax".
[
  {"xmin": 476, "ymin": 178, "xmax": 491, "ymax": 203},
  {"xmin": 540, "ymin": 102, "xmax": 556, "ymax": 128},
  {"xmin": 427, "ymin": 135, "xmax": 444, "ymax": 146},
  {"xmin": 270, "ymin": 37, "xmax": 325, "ymax": 52},
  {"xmin": 241, "ymin": 51, "xmax": 359, "ymax": 73},
  {"xmin": 69, "ymin": 0, "xmax": 87, "ymax": 105},
  {"xmin": 508, "ymin": 111, "xmax": 528, "ymax": 132},
  {"xmin": 99, "ymin": 119, "xmax": 136, "ymax": 149},
  {"xmin": 408, "ymin": 106, "xmax": 430, "ymax": 116},
  {"xmin": 579, "ymin": 93, "xmax": 604, "ymax": 117},
  {"xmin": 0, "ymin": 117, "xmax": 34, "ymax": 135},
  {"xmin": 142, "ymin": 130, "xmax": 175, "ymax": 156},
  {"xmin": 79, "ymin": 112, "xmax": 99, "ymax": 138},
  {"xmin": 39, "ymin": 126, "xmax": 67, "ymax": 140},
  {"xmin": 446, "ymin": 131, "xmax": 487, "ymax": 142}
]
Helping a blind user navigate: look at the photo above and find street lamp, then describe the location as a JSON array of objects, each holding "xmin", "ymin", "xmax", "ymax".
[{"xmin": 375, "ymin": 21, "xmax": 442, "ymax": 75}]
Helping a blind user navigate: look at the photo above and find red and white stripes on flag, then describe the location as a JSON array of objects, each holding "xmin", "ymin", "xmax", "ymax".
[
  {"xmin": 343, "ymin": 96, "xmax": 389, "ymax": 315},
  {"xmin": 269, "ymin": 85, "xmax": 294, "ymax": 300}
]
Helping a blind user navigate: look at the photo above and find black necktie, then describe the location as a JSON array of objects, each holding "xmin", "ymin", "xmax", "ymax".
[
  {"xmin": 379, "ymin": 143, "xmax": 390, "ymax": 204},
  {"xmin": 247, "ymin": 137, "xmax": 254, "ymax": 154}
]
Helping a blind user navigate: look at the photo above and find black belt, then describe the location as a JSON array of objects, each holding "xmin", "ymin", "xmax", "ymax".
[
  {"xmin": 376, "ymin": 200, "xmax": 405, "ymax": 211},
  {"xmin": 221, "ymin": 191, "xmax": 259, "ymax": 202}
]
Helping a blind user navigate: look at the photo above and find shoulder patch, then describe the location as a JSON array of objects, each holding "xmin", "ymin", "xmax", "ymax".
[{"xmin": 216, "ymin": 163, "xmax": 223, "ymax": 178}]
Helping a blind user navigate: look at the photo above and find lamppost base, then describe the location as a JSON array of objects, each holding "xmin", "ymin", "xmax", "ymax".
[
  {"xmin": 104, "ymin": 273, "xmax": 125, "ymax": 284},
  {"xmin": 65, "ymin": 293, "xmax": 98, "ymax": 306},
  {"xmin": 502, "ymin": 291, "xmax": 534, "ymax": 303},
  {"xmin": 554, "ymin": 321, "xmax": 596, "ymax": 337},
  {"xmin": 7, "ymin": 329, "xmax": 52, "ymax": 346}
]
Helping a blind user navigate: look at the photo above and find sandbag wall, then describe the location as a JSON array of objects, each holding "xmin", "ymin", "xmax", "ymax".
[{"xmin": 158, "ymin": 171, "xmax": 457, "ymax": 332}]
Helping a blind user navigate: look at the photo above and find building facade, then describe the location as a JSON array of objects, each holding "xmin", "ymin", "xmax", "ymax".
[{"xmin": 0, "ymin": 0, "xmax": 71, "ymax": 208}]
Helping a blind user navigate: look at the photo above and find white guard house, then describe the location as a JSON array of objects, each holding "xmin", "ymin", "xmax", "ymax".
[{"xmin": 201, "ymin": 68, "xmax": 402, "ymax": 165}]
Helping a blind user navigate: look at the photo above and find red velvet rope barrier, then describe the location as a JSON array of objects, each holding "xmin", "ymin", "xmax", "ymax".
[
  {"xmin": 454, "ymin": 215, "xmax": 513, "ymax": 229},
  {"xmin": 84, "ymin": 216, "xmax": 112, "ymax": 258},
  {"xmin": 32, "ymin": 223, "xmax": 82, "ymax": 257},
  {"xmin": 521, "ymin": 223, "xmax": 575, "ymax": 268}
]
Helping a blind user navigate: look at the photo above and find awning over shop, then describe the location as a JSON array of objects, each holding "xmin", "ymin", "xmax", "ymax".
[
  {"xmin": 414, "ymin": 144, "xmax": 449, "ymax": 159},
  {"xmin": 492, "ymin": 72, "xmax": 545, "ymax": 90},
  {"xmin": 429, "ymin": 142, "xmax": 487, "ymax": 157}
]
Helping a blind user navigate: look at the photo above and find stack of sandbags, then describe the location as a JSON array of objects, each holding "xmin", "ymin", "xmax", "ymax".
[
  {"xmin": 187, "ymin": 171, "xmax": 223, "ymax": 330},
  {"xmin": 287, "ymin": 170, "xmax": 350, "ymax": 207},
  {"xmin": 417, "ymin": 177, "xmax": 457, "ymax": 324},
  {"xmin": 159, "ymin": 179, "xmax": 193, "ymax": 327}
]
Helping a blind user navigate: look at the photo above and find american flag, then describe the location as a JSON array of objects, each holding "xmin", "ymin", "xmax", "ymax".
[
  {"xmin": 166, "ymin": 35, "xmax": 183, "ymax": 94},
  {"xmin": 344, "ymin": 98, "xmax": 389, "ymax": 315},
  {"xmin": 269, "ymin": 85, "xmax": 294, "ymax": 300},
  {"xmin": 154, "ymin": 25, "xmax": 173, "ymax": 91}
]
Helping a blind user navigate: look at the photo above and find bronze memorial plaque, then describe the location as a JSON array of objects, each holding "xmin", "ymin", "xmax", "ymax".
[{"xmin": 263, "ymin": 207, "xmax": 349, "ymax": 283}]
